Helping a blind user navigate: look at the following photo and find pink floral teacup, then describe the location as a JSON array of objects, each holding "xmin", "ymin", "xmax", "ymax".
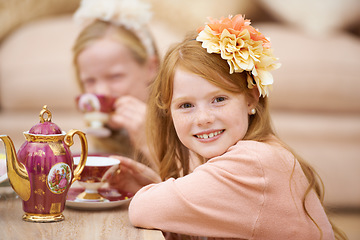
[{"xmin": 76, "ymin": 93, "xmax": 116, "ymax": 137}]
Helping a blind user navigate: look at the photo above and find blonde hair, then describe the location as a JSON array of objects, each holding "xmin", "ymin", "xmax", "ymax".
[
  {"xmin": 147, "ymin": 33, "xmax": 347, "ymax": 240},
  {"xmin": 72, "ymin": 19, "xmax": 158, "ymax": 92}
]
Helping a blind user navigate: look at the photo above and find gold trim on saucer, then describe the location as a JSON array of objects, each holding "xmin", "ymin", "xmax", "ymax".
[{"xmin": 22, "ymin": 213, "xmax": 65, "ymax": 222}]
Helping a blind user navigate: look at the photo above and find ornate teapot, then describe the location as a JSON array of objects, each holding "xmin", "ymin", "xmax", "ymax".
[{"xmin": 0, "ymin": 105, "xmax": 87, "ymax": 222}]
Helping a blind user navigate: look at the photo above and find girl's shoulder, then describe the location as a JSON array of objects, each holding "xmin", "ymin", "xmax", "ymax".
[
  {"xmin": 229, "ymin": 138, "xmax": 291, "ymax": 161},
  {"xmin": 207, "ymin": 138, "xmax": 294, "ymax": 173}
]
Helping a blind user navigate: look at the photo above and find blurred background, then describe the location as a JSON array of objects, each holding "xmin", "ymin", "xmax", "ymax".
[{"xmin": 0, "ymin": 0, "xmax": 359, "ymax": 238}]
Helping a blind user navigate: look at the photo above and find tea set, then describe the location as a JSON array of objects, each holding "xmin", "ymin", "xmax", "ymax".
[{"xmin": 0, "ymin": 98, "xmax": 129, "ymax": 222}]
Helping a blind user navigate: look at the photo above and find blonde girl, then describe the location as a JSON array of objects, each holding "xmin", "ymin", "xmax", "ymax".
[
  {"xmin": 127, "ymin": 15, "xmax": 347, "ymax": 240},
  {"xmin": 72, "ymin": 0, "xmax": 159, "ymax": 169}
]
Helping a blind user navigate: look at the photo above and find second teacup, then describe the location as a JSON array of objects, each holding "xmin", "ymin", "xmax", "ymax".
[
  {"xmin": 74, "ymin": 156, "xmax": 120, "ymax": 202},
  {"xmin": 76, "ymin": 93, "xmax": 116, "ymax": 137}
]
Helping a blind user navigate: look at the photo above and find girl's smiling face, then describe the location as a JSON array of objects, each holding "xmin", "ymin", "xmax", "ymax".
[{"xmin": 171, "ymin": 68, "xmax": 256, "ymax": 159}]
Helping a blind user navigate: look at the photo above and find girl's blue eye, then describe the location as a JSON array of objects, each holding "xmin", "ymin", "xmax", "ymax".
[
  {"xmin": 180, "ymin": 103, "xmax": 193, "ymax": 109},
  {"xmin": 214, "ymin": 96, "xmax": 226, "ymax": 103}
]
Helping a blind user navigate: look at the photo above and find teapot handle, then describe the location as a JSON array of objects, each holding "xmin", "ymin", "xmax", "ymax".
[{"xmin": 64, "ymin": 129, "xmax": 88, "ymax": 185}]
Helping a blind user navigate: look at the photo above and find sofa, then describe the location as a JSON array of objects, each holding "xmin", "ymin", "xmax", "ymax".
[{"xmin": 0, "ymin": 0, "xmax": 359, "ymax": 209}]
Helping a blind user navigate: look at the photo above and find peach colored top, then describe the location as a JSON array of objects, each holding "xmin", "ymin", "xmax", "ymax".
[{"xmin": 129, "ymin": 140, "xmax": 335, "ymax": 240}]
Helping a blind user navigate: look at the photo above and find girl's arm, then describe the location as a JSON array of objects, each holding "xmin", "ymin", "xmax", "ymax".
[
  {"xmin": 128, "ymin": 141, "xmax": 334, "ymax": 240},
  {"xmin": 128, "ymin": 144, "xmax": 266, "ymax": 238}
]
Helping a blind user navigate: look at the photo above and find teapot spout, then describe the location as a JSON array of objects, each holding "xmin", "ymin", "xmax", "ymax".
[{"xmin": 0, "ymin": 135, "xmax": 30, "ymax": 201}]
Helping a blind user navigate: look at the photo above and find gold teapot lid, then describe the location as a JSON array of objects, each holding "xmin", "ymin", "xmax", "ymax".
[{"xmin": 28, "ymin": 105, "xmax": 62, "ymax": 135}]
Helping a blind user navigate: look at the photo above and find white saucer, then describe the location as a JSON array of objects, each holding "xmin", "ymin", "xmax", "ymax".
[
  {"xmin": 66, "ymin": 198, "xmax": 131, "ymax": 210},
  {"xmin": 66, "ymin": 187, "xmax": 133, "ymax": 210}
]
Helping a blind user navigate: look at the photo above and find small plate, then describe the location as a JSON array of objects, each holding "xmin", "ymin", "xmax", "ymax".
[{"xmin": 66, "ymin": 187, "xmax": 133, "ymax": 210}]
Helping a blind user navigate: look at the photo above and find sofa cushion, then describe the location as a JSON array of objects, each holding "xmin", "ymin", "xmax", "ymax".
[
  {"xmin": 272, "ymin": 111, "xmax": 360, "ymax": 207},
  {"xmin": 257, "ymin": 23, "xmax": 360, "ymax": 113},
  {"xmin": 0, "ymin": 15, "xmax": 80, "ymax": 111},
  {"xmin": 257, "ymin": 0, "xmax": 360, "ymax": 36}
]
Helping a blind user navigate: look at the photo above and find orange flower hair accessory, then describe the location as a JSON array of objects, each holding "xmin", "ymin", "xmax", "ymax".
[{"xmin": 196, "ymin": 15, "xmax": 281, "ymax": 97}]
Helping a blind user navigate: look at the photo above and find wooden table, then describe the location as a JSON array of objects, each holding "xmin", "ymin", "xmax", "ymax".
[{"xmin": 0, "ymin": 188, "xmax": 165, "ymax": 240}]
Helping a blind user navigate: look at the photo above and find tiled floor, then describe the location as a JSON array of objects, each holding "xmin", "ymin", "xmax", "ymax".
[{"xmin": 329, "ymin": 210, "xmax": 360, "ymax": 239}]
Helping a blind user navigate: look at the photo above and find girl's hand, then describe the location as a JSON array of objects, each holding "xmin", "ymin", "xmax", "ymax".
[
  {"xmin": 107, "ymin": 96, "xmax": 146, "ymax": 144},
  {"xmin": 107, "ymin": 96, "xmax": 158, "ymax": 169},
  {"xmin": 102, "ymin": 155, "xmax": 161, "ymax": 194}
]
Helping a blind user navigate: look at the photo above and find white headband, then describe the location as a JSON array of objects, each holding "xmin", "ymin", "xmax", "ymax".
[{"xmin": 73, "ymin": 0, "xmax": 155, "ymax": 57}]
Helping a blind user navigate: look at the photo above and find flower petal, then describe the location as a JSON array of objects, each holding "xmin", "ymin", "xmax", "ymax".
[{"xmin": 196, "ymin": 14, "xmax": 280, "ymax": 97}]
